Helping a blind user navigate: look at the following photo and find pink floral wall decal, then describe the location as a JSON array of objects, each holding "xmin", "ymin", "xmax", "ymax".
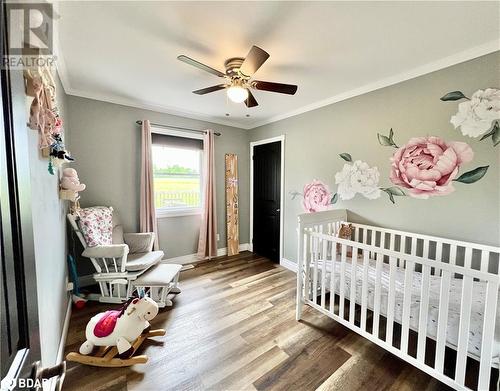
[
  {"xmin": 302, "ymin": 180, "xmax": 333, "ymax": 213},
  {"xmin": 389, "ymin": 136, "xmax": 473, "ymax": 198},
  {"xmin": 378, "ymin": 129, "xmax": 489, "ymax": 199}
]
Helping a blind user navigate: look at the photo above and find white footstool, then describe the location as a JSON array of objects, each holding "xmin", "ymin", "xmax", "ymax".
[{"xmin": 132, "ymin": 263, "xmax": 182, "ymax": 307}]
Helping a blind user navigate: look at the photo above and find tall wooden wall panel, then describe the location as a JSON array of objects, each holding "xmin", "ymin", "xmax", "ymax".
[{"xmin": 225, "ymin": 154, "xmax": 239, "ymax": 256}]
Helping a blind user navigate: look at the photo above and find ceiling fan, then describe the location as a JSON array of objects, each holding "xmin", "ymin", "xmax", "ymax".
[{"xmin": 177, "ymin": 45, "xmax": 298, "ymax": 108}]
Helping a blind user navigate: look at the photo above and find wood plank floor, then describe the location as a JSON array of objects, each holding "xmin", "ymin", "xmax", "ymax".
[{"xmin": 63, "ymin": 252, "xmax": 458, "ymax": 391}]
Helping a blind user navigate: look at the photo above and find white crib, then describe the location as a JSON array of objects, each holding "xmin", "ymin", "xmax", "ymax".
[{"xmin": 296, "ymin": 209, "xmax": 500, "ymax": 391}]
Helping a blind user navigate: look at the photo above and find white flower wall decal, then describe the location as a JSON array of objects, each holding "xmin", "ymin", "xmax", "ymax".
[
  {"xmin": 442, "ymin": 88, "xmax": 500, "ymax": 146},
  {"xmin": 335, "ymin": 160, "xmax": 381, "ymax": 201}
]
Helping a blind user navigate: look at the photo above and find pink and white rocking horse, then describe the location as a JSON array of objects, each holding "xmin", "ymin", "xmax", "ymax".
[{"xmin": 67, "ymin": 296, "xmax": 166, "ymax": 367}]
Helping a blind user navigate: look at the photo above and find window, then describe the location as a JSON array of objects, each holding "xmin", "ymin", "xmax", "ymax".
[{"xmin": 152, "ymin": 130, "xmax": 203, "ymax": 217}]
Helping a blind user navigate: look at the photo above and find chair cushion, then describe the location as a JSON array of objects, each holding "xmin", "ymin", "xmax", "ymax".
[
  {"xmin": 126, "ymin": 250, "xmax": 163, "ymax": 271},
  {"xmin": 133, "ymin": 264, "xmax": 182, "ymax": 286}
]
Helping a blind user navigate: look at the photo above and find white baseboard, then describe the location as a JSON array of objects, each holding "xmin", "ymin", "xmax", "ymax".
[
  {"xmin": 161, "ymin": 253, "xmax": 199, "ymax": 265},
  {"xmin": 217, "ymin": 243, "xmax": 250, "ymax": 257},
  {"xmin": 162, "ymin": 243, "xmax": 250, "ymax": 265},
  {"xmin": 280, "ymin": 258, "xmax": 298, "ymax": 273}
]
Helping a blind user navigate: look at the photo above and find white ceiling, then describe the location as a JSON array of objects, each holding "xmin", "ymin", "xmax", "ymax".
[{"xmin": 56, "ymin": 1, "xmax": 499, "ymax": 129}]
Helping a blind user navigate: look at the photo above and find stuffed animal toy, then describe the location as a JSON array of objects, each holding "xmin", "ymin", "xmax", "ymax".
[
  {"xmin": 50, "ymin": 134, "xmax": 74, "ymax": 168},
  {"xmin": 79, "ymin": 296, "xmax": 159, "ymax": 358},
  {"xmin": 336, "ymin": 223, "xmax": 354, "ymax": 257},
  {"xmin": 61, "ymin": 168, "xmax": 86, "ymax": 194}
]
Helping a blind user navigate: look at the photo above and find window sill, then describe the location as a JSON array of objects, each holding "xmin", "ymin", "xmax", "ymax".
[{"xmin": 156, "ymin": 208, "xmax": 202, "ymax": 219}]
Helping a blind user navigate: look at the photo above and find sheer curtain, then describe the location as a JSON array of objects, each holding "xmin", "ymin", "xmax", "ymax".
[
  {"xmin": 140, "ymin": 120, "xmax": 159, "ymax": 250},
  {"xmin": 197, "ymin": 129, "xmax": 218, "ymax": 259}
]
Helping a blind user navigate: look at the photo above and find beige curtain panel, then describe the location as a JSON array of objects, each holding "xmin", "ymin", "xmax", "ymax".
[
  {"xmin": 197, "ymin": 129, "xmax": 218, "ymax": 259},
  {"xmin": 139, "ymin": 119, "xmax": 159, "ymax": 250}
]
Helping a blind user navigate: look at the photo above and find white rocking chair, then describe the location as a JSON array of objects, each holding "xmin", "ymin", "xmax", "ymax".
[{"xmin": 68, "ymin": 211, "xmax": 164, "ymax": 304}]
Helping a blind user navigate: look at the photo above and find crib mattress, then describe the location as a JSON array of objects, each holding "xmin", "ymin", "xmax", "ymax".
[{"xmin": 314, "ymin": 258, "xmax": 500, "ymax": 360}]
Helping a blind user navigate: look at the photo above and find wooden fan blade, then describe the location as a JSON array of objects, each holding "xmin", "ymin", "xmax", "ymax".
[
  {"xmin": 193, "ymin": 84, "xmax": 227, "ymax": 95},
  {"xmin": 177, "ymin": 55, "xmax": 226, "ymax": 78},
  {"xmin": 245, "ymin": 90, "xmax": 258, "ymax": 108},
  {"xmin": 239, "ymin": 46, "xmax": 270, "ymax": 78},
  {"xmin": 252, "ymin": 80, "xmax": 297, "ymax": 95}
]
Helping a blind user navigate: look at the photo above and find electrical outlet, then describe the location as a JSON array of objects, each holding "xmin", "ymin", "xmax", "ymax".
[
  {"xmin": 217, "ymin": 233, "xmax": 220, "ymax": 241},
  {"xmin": 67, "ymin": 282, "xmax": 74, "ymax": 292}
]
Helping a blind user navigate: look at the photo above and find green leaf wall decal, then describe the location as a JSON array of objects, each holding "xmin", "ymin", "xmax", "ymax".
[
  {"xmin": 381, "ymin": 187, "xmax": 406, "ymax": 196},
  {"xmin": 289, "ymin": 191, "xmax": 302, "ymax": 200},
  {"xmin": 377, "ymin": 133, "xmax": 392, "ymax": 146},
  {"xmin": 339, "ymin": 153, "xmax": 352, "ymax": 162},
  {"xmin": 331, "ymin": 193, "xmax": 338, "ymax": 204},
  {"xmin": 378, "ymin": 130, "xmax": 398, "ymax": 148},
  {"xmin": 492, "ymin": 123, "xmax": 500, "ymax": 147},
  {"xmin": 454, "ymin": 166, "xmax": 489, "ymax": 184},
  {"xmin": 440, "ymin": 91, "xmax": 468, "ymax": 101}
]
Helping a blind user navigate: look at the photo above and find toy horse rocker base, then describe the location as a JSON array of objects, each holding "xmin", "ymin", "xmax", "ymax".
[{"xmin": 66, "ymin": 296, "xmax": 166, "ymax": 367}]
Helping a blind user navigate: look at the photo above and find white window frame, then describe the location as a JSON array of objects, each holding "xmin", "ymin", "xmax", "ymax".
[{"xmin": 151, "ymin": 127, "xmax": 204, "ymax": 218}]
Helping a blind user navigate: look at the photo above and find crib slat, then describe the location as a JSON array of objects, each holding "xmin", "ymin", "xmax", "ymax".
[
  {"xmin": 478, "ymin": 280, "xmax": 499, "ymax": 390},
  {"xmin": 410, "ymin": 237, "xmax": 417, "ymax": 256},
  {"xmin": 386, "ymin": 256, "xmax": 397, "ymax": 345},
  {"xmin": 480, "ymin": 250, "xmax": 489, "ymax": 273},
  {"xmin": 449, "ymin": 244, "xmax": 457, "ymax": 265},
  {"xmin": 455, "ymin": 274, "xmax": 473, "ymax": 386},
  {"xmin": 400, "ymin": 260, "xmax": 414, "ymax": 354},
  {"xmin": 329, "ymin": 240, "xmax": 337, "ymax": 314},
  {"xmin": 369, "ymin": 229, "xmax": 375, "ymax": 259},
  {"xmin": 349, "ymin": 246, "xmax": 358, "ymax": 323},
  {"xmin": 435, "ymin": 241, "xmax": 443, "ymax": 276},
  {"xmin": 372, "ymin": 251, "xmax": 383, "ymax": 338},
  {"xmin": 416, "ymin": 264, "xmax": 431, "ymax": 362},
  {"xmin": 435, "ymin": 269, "xmax": 452, "ymax": 373},
  {"xmin": 339, "ymin": 245, "xmax": 347, "ymax": 319},
  {"xmin": 399, "ymin": 236, "xmax": 407, "ymax": 268},
  {"xmin": 321, "ymin": 238, "xmax": 327, "ymax": 309},
  {"xmin": 422, "ymin": 240, "xmax": 429, "ymax": 258},
  {"xmin": 380, "ymin": 232, "xmax": 386, "ymax": 251},
  {"xmin": 313, "ymin": 236, "xmax": 319, "ymax": 305},
  {"xmin": 306, "ymin": 232, "xmax": 313, "ymax": 300},
  {"xmin": 464, "ymin": 247, "xmax": 472, "ymax": 270},
  {"xmin": 360, "ymin": 250, "xmax": 369, "ymax": 331}
]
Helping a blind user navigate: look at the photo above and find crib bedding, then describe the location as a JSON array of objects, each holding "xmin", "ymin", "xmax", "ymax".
[{"xmin": 313, "ymin": 258, "xmax": 500, "ymax": 360}]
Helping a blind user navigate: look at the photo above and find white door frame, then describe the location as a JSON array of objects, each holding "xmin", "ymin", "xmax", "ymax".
[{"xmin": 249, "ymin": 135, "xmax": 285, "ymax": 264}]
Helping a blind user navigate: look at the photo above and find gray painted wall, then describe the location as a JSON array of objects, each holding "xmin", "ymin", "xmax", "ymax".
[
  {"xmin": 250, "ymin": 52, "xmax": 500, "ymax": 263},
  {"xmin": 66, "ymin": 97, "xmax": 250, "ymax": 259},
  {"xmin": 27, "ymin": 71, "xmax": 69, "ymax": 366}
]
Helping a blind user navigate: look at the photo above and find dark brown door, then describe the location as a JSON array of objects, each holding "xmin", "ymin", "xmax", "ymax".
[{"xmin": 252, "ymin": 141, "xmax": 281, "ymax": 262}]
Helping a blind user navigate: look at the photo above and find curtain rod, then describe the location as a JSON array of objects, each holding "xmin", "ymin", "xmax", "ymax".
[{"xmin": 135, "ymin": 120, "xmax": 221, "ymax": 136}]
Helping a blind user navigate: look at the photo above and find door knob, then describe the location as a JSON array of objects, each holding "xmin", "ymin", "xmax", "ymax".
[{"xmin": 276, "ymin": 209, "xmax": 280, "ymax": 212}]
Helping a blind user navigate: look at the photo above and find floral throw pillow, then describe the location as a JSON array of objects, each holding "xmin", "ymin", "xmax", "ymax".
[{"xmin": 77, "ymin": 206, "xmax": 113, "ymax": 247}]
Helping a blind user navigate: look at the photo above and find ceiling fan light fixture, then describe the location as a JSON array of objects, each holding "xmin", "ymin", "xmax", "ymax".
[{"xmin": 227, "ymin": 85, "xmax": 248, "ymax": 103}]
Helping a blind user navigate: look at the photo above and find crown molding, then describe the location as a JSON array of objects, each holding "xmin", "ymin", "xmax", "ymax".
[
  {"xmin": 63, "ymin": 87, "xmax": 252, "ymax": 129},
  {"xmin": 54, "ymin": 39, "xmax": 499, "ymax": 131},
  {"xmin": 248, "ymin": 41, "xmax": 500, "ymax": 129}
]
